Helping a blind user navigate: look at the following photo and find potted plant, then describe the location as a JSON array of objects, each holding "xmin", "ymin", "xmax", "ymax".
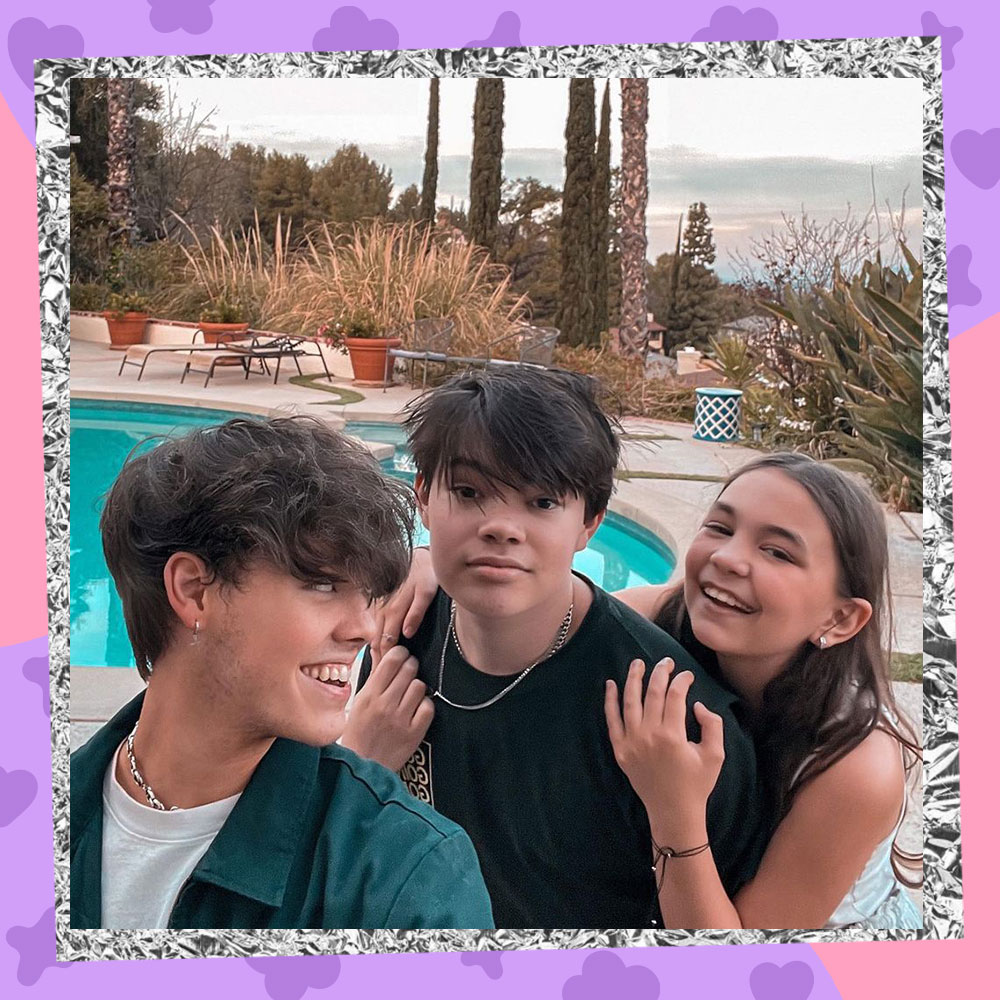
[
  {"xmin": 323, "ymin": 308, "xmax": 402, "ymax": 387},
  {"xmin": 102, "ymin": 291, "xmax": 151, "ymax": 350},
  {"xmin": 198, "ymin": 295, "xmax": 250, "ymax": 344}
]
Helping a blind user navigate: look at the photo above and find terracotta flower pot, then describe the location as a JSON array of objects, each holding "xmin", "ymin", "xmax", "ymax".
[
  {"xmin": 345, "ymin": 336, "xmax": 402, "ymax": 387},
  {"xmin": 198, "ymin": 321, "xmax": 250, "ymax": 345},
  {"xmin": 103, "ymin": 311, "xmax": 150, "ymax": 350}
]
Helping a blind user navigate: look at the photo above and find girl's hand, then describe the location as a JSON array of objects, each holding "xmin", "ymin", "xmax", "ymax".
[
  {"xmin": 372, "ymin": 547, "xmax": 438, "ymax": 663},
  {"xmin": 604, "ymin": 658, "xmax": 726, "ymax": 835},
  {"xmin": 341, "ymin": 646, "xmax": 434, "ymax": 772}
]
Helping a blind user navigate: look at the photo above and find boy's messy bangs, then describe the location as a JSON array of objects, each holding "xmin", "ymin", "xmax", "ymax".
[{"xmin": 412, "ymin": 397, "xmax": 593, "ymax": 504}]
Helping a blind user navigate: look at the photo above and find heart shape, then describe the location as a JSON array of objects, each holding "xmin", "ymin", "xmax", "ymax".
[
  {"xmin": 7, "ymin": 17, "xmax": 84, "ymax": 90},
  {"xmin": 749, "ymin": 961, "xmax": 815, "ymax": 1000},
  {"xmin": 0, "ymin": 766, "xmax": 38, "ymax": 827},
  {"xmin": 951, "ymin": 128, "xmax": 1000, "ymax": 189},
  {"xmin": 22, "ymin": 655, "xmax": 51, "ymax": 716},
  {"xmin": 948, "ymin": 245, "xmax": 982, "ymax": 308}
]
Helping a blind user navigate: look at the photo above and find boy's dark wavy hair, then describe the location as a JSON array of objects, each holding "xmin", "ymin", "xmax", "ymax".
[
  {"xmin": 654, "ymin": 452, "xmax": 922, "ymax": 886},
  {"xmin": 404, "ymin": 366, "xmax": 621, "ymax": 520},
  {"xmin": 100, "ymin": 416, "xmax": 414, "ymax": 680}
]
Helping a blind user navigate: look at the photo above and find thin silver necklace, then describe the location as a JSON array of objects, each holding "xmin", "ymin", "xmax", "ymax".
[
  {"xmin": 434, "ymin": 598, "xmax": 574, "ymax": 711},
  {"xmin": 125, "ymin": 722, "xmax": 178, "ymax": 811}
]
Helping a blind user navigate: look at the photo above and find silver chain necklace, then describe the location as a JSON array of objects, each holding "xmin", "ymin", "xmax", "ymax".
[
  {"xmin": 433, "ymin": 598, "xmax": 574, "ymax": 711},
  {"xmin": 125, "ymin": 722, "xmax": 177, "ymax": 811}
]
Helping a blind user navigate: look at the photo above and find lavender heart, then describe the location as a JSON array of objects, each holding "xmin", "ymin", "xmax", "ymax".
[
  {"xmin": 22, "ymin": 655, "xmax": 50, "ymax": 716},
  {"xmin": 313, "ymin": 6, "xmax": 399, "ymax": 51},
  {"xmin": 0, "ymin": 765, "xmax": 38, "ymax": 827},
  {"xmin": 147, "ymin": 0, "xmax": 215, "ymax": 35},
  {"xmin": 951, "ymin": 128, "xmax": 1000, "ymax": 189},
  {"xmin": 692, "ymin": 6, "xmax": 779, "ymax": 42},
  {"xmin": 947, "ymin": 244, "xmax": 982, "ymax": 307},
  {"xmin": 461, "ymin": 951, "xmax": 504, "ymax": 979},
  {"xmin": 5, "ymin": 907, "xmax": 73, "ymax": 986},
  {"xmin": 749, "ymin": 961, "xmax": 815, "ymax": 1000},
  {"xmin": 7, "ymin": 17, "xmax": 84, "ymax": 89},
  {"xmin": 466, "ymin": 12, "xmax": 522, "ymax": 48},
  {"xmin": 563, "ymin": 951, "xmax": 660, "ymax": 1000},
  {"xmin": 921, "ymin": 12, "xmax": 963, "ymax": 71},
  {"xmin": 245, "ymin": 956, "xmax": 341, "ymax": 1000}
]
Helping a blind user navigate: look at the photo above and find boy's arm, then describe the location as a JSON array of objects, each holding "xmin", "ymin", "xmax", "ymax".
[
  {"xmin": 383, "ymin": 831, "xmax": 495, "ymax": 930},
  {"xmin": 341, "ymin": 647, "xmax": 434, "ymax": 772}
]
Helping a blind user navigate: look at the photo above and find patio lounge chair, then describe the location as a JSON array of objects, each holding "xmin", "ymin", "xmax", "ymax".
[
  {"xmin": 382, "ymin": 318, "xmax": 456, "ymax": 390},
  {"xmin": 117, "ymin": 329, "xmax": 247, "ymax": 381},
  {"xmin": 181, "ymin": 335, "xmax": 310, "ymax": 388}
]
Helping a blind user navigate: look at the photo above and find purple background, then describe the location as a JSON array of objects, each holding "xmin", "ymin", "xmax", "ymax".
[{"xmin": 3, "ymin": 1, "xmax": 992, "ymax": 996}]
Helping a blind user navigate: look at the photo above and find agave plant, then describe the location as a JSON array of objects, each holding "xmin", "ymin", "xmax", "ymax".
[
  {"xmin": 702, "ymin": 332, "xmax": 761, "ymax": 391},
  {"xmin": 763, "ymin": 243, "xmax": 922, "ymax": 508}
]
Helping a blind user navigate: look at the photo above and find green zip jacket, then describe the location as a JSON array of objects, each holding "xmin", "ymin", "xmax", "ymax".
[{"xmin": 70, "ymin": 693, "xmax": 494, "ymax": 929}]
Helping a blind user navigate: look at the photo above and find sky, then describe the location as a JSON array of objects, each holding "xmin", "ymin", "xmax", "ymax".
[{"xmin": 154, "ymin": 77, "xmax": 924, "ymax": 282}]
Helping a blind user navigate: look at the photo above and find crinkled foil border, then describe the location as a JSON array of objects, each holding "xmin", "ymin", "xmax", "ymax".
[{"xmin": 42, "ymin": 36, "xmax": 959, "ymax": 960}]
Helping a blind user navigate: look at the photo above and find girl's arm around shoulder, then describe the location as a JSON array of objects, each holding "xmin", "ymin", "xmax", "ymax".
[{"xmin": 733, "ymin": 728, "xmax": 906, "ymax": 929}]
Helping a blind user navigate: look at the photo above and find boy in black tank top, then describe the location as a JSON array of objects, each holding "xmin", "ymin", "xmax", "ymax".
[{"xmin": 344, "ymin": 368, "xmax": 764, "ymax": 927}]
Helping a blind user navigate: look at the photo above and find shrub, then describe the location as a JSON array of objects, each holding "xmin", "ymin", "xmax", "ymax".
[{"xmin": 762, "ymin": 244, "xmax": 922, "ymax": 509}]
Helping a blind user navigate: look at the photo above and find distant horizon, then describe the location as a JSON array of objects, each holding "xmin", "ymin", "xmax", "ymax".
[{"xmin": 147, "ymin": 77, "xmax": 924, "ymax": 282}]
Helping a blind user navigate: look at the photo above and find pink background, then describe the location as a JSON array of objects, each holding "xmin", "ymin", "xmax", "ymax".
[{"xmin": 0, "ymin": 2, "xmax": 992, "ymax": 996}]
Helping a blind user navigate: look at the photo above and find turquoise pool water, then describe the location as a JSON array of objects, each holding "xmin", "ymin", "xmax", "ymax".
[{"xmin": 71, "ymin": 404, "xmax": 675, "ymax": 667}]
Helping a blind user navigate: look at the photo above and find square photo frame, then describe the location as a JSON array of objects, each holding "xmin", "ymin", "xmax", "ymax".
[{"xmin": 44, "ymin": 36, "xmax": 960, "ymax": 959}]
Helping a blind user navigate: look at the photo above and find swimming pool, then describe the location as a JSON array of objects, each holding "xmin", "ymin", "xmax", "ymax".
[{"xmin": 71, "ymin": 403, "xmax": 675, "ymax": 667}]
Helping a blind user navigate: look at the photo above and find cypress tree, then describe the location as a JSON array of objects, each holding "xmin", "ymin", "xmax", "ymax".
[
  {"xmin": 419, "ymin": 78, "xmax": 439, "ymax": 227},
  {"xmin": 556, "ymin": 78, "xmax": 596, "ymax": 347},
  {"xmin": 591, "ymin": 81, "xmax": 612, "ymax": 342},
  {"xmin": 468, "ymin": 79, "xmax": 504, "ymax": 254}
]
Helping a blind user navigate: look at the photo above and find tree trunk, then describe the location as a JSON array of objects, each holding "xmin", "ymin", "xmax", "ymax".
[
  {"xmin": 106, "ymin": 79, "xmax": 138, "ymax": 248},
  {"xmin": 592, "ymin": 82, "xmax": 612, "ymax": 344},
  {"xmin": 619, "ymin": 79, "xmax": 649, "ymax": 360}
]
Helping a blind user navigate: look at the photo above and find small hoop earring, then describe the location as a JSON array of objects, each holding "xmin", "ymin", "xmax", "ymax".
[{"xmin": 191, "ymin": 620, "xmax": 201, "ymax": 645}]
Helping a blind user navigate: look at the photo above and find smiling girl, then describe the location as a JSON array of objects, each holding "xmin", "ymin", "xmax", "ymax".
[{"xmin": 604, "ymin": 452, "xmax": 922, "ymax": 929}]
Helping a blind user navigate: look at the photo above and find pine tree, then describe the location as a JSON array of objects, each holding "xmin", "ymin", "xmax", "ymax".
[
  {"xmin": 419, "ymin": 78, "xmax": 439, "ymax": 227},
  {"xmin": 683, "ymin": 201, "xmax": 716, "ymax": 267},
  {"xmin": 310, "ymin": 144, "xmax": 393, "ymax": 228},
  {"xmin": 557, "ymin": 79, "xmax": 596, "ymax": 347},
  {"xmin": 671, "ymin": 202, "xmax": 720, "ymax": 349},
  {"xmin": 591, "ymin": 82, "xmax": 612, "ymax": 342},
  {"xmin": 468, "ymin": 79, "xmax": 504, "ymax": 254}
]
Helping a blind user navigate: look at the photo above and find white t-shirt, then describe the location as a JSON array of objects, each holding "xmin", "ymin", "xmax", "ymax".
[{"xmin": 101, "ymin": 746, "xmax": 241, "ymax": 928}]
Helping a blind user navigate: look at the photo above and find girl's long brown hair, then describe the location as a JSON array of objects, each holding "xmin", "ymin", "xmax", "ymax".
[{"xmin": 653, "ymin": 453, "xmax": 922, "ymax": 886}]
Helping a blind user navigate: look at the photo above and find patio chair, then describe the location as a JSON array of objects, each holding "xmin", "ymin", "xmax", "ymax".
[
  {"xmin": 382, "ymin": 318, "xmax": 456, "ymax": 391},
  {"xmin": 483, "ymin": 324, "xmax": 559, "ymax": 369}
]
